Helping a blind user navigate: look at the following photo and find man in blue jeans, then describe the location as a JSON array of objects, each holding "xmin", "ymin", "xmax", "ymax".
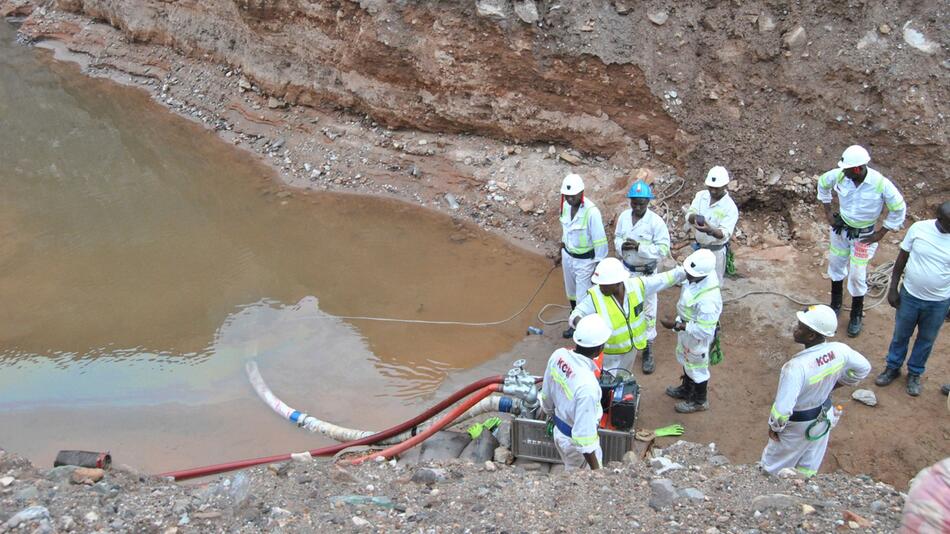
[{"xmin": 875, "ymin": 201, "xmax": 950, "ymax": 396}]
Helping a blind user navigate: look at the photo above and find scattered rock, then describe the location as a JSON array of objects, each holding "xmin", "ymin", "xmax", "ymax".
[
  {"xmin": 708, "ymin": 455, "xmax": 731, "ymax": 466},
  {"xmin": 622, "ymin": 451, "xmax": 639, "ymax": 464},
  {"xmin": 878, "ymin": 23, "xmax": 891, "ymax": 35},
  {"xmin": 650, "ymin": 456, "xmax": 685, "ymax": 474},
  {"xmin": 518, "ymin": 199, "xmax": 536, "ymax": 213},
  {"xmin": 679, "ymin": 488, "xmax": 705, "ymax": 501},
  {"xmin": 84, "ymin": 511, "xmax": 99, "ymax": 523},
  {"xmin": 902, "ymin": 22, "xmax": 939, "ymax": 54},
  {"xmin": 0, "ymin": 475, "xmax": 14, "ymax": 487},
  {"xmin": 777, "ymin": 467, "xmax": 803, "ymax": 479},
  {"xmin": 649, "ymin": 478, "xmax": 677, "ymax": 510},
  {"xmin": 613, "ymin": 1, "xmax": 630, "ymax": 15},
  {"xmin": 46, "ymin": 465, "xmax": 78, "ymax": 483},
  {"xmin": 411, "ymin": 467, "xmax": 447, "ymax": 485},
  {"xmin": 3, "ymin": 506, "xmax": 50, "ymax": 530},
  {"xmin": 352, "ymin": 516, "xmax": 371, "ymax": 527},
  {"xmin": 802, "ymin": 504, "xmax": 816, "ymax": 515},
  {"xmin": 558, "ymin": 152, "xmax": 581, "ymax": 165},
  {"xmin": 843, "ymin": 510, "xmax": 872, "ymax": 528},
  {"xmin": 493, "ymin": 446, "xmax": 514, "ymax": 464},
  {"xmin": 752, "ymin": 493, "xmax": 798, "ymax": 511},
  {"xmin": 870, "ymin": 500, "xmax": 886, "ymax": 514},
  {"xmin": 783, "ymin": 26, "xmax": 807, "ymax": 49},
  {"xmin": 475, "ymin": 0, "xmax": 507, "ymax": 19},
  {"xmin": 70, "ymin": 467, "xmax": 105, "ymax": 485},
  {"xmin": 757, "ymin": 14, "xmax": 776, "ymax": 33},
  {"xmin": 513, "ymin": 0, "xmax": 539, "ymax": 24},
  {"xmin": 237, "ymin": 78, "xmax": 252, "ymax": 91},
  {"xmin": 852, "ymin": 389, "xmax": 877, "ymax": 407},
  {"xmin": 647, "ymin": 10, "xmax": 669, "ymax": 26},
  {"xmin": 483, "ymin": 461, "xmax": 496, "ymax": 472},
  {"xmin": 266, "ymin": 97, "xmax": 285, "ymax": 109}
]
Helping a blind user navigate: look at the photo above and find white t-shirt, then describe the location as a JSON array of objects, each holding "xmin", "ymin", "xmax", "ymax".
[{"xmin": 900, "ymin": 220, "xmax": 950, "ymax": 301}]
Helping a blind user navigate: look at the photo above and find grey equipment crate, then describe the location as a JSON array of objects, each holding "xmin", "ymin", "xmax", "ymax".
[{"xmin": 510, "ymin": 418, "xmax": 633, "ymax": 464}]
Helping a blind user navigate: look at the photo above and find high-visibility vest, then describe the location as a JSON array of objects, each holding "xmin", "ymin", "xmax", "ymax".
[
  {"xmin": 560, "ymin": 202, "xmax": 596, "ymax": 255},
  {"xmin": 587, "ymin": 279, "xmax": 648, "ymax": 355}
]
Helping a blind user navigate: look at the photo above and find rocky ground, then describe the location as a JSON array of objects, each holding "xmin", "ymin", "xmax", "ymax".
[{"xmin": 0, "ymin": 441, "xmax": 908, "ymax": 533}]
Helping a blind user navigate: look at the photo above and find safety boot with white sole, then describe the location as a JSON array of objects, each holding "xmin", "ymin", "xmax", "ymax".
[
  {"xmin": 675, "ymin": 380, "xmax": 709, "ymax": 413},
  {"xmin": 665, "ymin": 374, "xmax": 692, "ymax": 399}
]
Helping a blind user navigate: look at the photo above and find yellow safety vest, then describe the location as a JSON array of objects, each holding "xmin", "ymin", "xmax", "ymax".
[
  {"xmin": 560, "ymin": 202, "xmax": 595, "ymax": 255},
  {"xmin": 587, "ymin": 279, "xmax": 648, "ymax": 355}
]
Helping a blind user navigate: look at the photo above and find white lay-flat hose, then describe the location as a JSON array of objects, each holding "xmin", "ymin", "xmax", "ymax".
[{"xmin": 246, "ymin": 361, "xmax": 516, "ymax": 445}]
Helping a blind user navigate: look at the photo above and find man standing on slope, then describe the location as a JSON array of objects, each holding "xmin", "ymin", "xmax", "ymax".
[
  {"xmin": 686, "ymin": 166, "xmax": 739, "ymax": 288},
  {"xmin": 539, "ymin": 314, "xmax": 613, "ymax": 470},
  {"xmin": 614, "ymin": 179, "xmax": 672, "ymax": 374},
  {"xmin": 555, "ymin": 173, "xmax": 609, "ymax": 339},
  {"xmin": 660, "ymin": 249, "xmax": 722, "ymax": 414},
  {"xmin": 817, "ymin": 145, "xmax": 906, "ymax": 337},
  {"xmin": 875, "ymin": 201, "xmax": 950, "ymax": 396},
  {"xmin": 760, "ymin": 305, "xmax": 871, "ymax": 477}
]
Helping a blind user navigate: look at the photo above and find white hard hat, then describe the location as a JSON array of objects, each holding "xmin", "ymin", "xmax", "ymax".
[
  {"xmin": 838, "ymin": 145, "xmax": 871, "ymax": 168},
  {"xmin": 796, "ymin": 305, "xmax": 838, "ymax": 337},
  {"xmin": 683, "ymin": 248, "xmax": 716, "ymax": 277},
  {"xmin": 704, "ymin": 166, "xmax": 731, "ymax": 187},
  {"xmin": 591, "ymin": 258, "xmax": 629, "ymax": 285},
  {"xmin": 560, "ymin": 173, "xmax": 585, "ymax": 195},
  {"xmin": 573, "ymin": 314, "xmax": 612, "ymax": 348}
]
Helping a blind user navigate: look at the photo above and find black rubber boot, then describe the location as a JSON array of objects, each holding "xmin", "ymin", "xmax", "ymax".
[
  {"xmin": 641, "ymin": 342, "xmax": 656, "ymax": 375},
  {"xmin": 906, "ymin": 374, "xmax": 922, "ymax": 397},
  {"xmin": 665, "ymin": 374, "xmax": 692, "ymax": 399},
  {"xmin": 676, "ymin": 379, "xmax": 709, "ymax": 413},
  {"xmin": 830, "ymin": 280, "xmax": 843, "ymax": 316},
  {"xmin": 874, "ymin": 366, "xmax": 901, "ymax": 387},
  {"xmin": 847, "ymin": 296, "xmax": 864, "ymax": 337},
  {"xmin": 562, "ymin": 301, "xmax": 576, "ymax": 338}
]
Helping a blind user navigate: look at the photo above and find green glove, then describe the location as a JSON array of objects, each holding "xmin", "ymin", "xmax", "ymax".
[
  {"xmin": 467, "ymin": 422, "xmax": 485, "ymax": 440},
  {"xmin": 483, "ymin": 417, "xmax": 502, "ymax": 431},
  {"xmin": 654, "ymin": 424, "xmax": 685, "ymax": 437},
  {"xmin": 545, "ymin": 419, "xmax": 555, "ymax": 437}
]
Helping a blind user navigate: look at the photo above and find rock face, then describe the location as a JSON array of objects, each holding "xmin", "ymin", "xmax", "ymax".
[{"xmin": 10, "ymin": 0, "xmax": 946, "ymax": 203}]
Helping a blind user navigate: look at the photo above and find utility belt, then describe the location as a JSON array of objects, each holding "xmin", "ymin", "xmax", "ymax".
[
  {"xmin": 623, "ymin": 260, "xmax": 657, "ymax": 274},
  {"xmin": 552, "ymin": 415, "xmax": 573, "ymax": 437},
  {"xmin": 789, "ymin": 397, "xmax": 832, "ymax": 422},
  {"xmin": 695, "ymin": 242, "xmax": 728, "ymax": 252},
  {"xmin": 832, "ymin": 213, "xmax": 874, "ymax": 240},
  {"xmin": 565, "ymin": 247, "xmax": 595, "ymax": 260}
]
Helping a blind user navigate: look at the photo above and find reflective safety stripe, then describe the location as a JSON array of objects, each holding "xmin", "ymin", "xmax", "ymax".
[
  {"xmin": 549, "ymin": 365, "xmax": 574, "ymax": 400},
  {"xmin": 571, "ymin": 434, "xmax": 599, "ymax": 447},
  {"xmin": 886, "ymin": 200, "xmax": 904, "ymax": 211},
  {"xmin": 808, "ymin": 361, "xmax": 845, "ymax": 384},
  {"xmin": 658, "ymin": 243, "xmax": 670, "ymax": 256},
  {"xmin": 684, "ymin": 361, "xmax": 709, "ymax": 369},
  {"xmin": 680, "ymin": 285, "xmax": 721, "ymax": 323},
  {"xmin": 840, "ymin": 212, "xmax": 877, "ymax": 229},
  {"xmin": 588, "ymin": 281, "xmax": 648, "ymax": 355},
  {"xmin": 850, "ymin": 256, "xmax": 871, "ymax": 266},
  {"xmin": 695, "ymin": 318, "xmax": 719, "ymax": 327},
  {"xmin": 829, "ymin": 244, "xmax": 850, "ymax": 257},
  {"xmin": 561, "ymin": 203, "xmax": 594, "ymax": 254},
  {"xmin": 770, "ymin": 404, "xmax": 789, "ymax": 422},
  {"xmin": 796, "ymin": 467, "xmax": 818, "ymax": 477}
]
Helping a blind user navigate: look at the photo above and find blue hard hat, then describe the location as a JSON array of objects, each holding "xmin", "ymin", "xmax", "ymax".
[{"xmin": 626, "ymin": 180, "xmax": 654, "ymax": 199}]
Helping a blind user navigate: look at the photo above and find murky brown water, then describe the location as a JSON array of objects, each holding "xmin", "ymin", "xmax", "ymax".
[{"xmin": 0, "ymin": 23, "xmax": 563, "ymax": 472}]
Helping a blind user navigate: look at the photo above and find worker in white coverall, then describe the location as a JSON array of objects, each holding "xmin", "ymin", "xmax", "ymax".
[
  {"xmin": 760, "ymin": 305, "xmax": 871, "ymax": 477},
  {"xmin": 686, "ymin": 166, "xmax": 739, "ymax": 288},
  {"xmin": 568, "ymin": 258, "xmax": 685, "ymax": 374},
  {"xmin": 539, "ymin": 314, "xmax": 613, "ymax": 470},
  {"xmin": 614, "ymin": 179, "xmax": 671, "ymax": 375},
  {"xmin": 660, "ymin": 249, "xmax": 722, "ymax": 414},
  {"xmin": 817, "ymin": 144, "xmax": 906, "ymax": 337},
  {"xmin": 555, "ymin": 173, "xmax": 609, "ymax": 339}
]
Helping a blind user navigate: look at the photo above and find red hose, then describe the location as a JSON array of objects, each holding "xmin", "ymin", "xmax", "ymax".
[
  {"xmin": 350, "ymin": 384, "xmax": 500, "ymax": 465},
  {"xmin": 159, "ymin": 375, "xmax": 504, "ymax": 480}
]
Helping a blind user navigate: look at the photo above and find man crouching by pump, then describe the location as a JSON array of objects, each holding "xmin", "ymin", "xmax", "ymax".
[{"xmin": 538, "ymin": 315, "xmax": 613, "ymax": 470}]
